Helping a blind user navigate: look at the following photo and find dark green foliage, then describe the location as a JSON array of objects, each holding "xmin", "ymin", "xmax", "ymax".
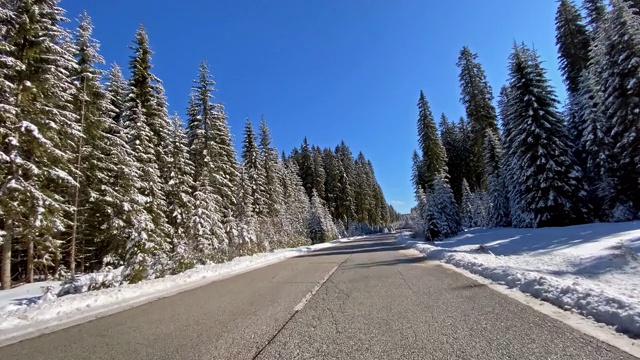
[
  {"xmin": 456, "ymin": 46, "xmax": 499, "ymax": 190},
  {"xmin": 503, "ymin": 44, "xmax": 589, "ymax": 228},
  {"xmin": 555, "ymin": 0, "xmax": 591, "ymax": 96},
  {"xmin": 416, "ymin": 91, "xmax": 447, "ymax": 192}
]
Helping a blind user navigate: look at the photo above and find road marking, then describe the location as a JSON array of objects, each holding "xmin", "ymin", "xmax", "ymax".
[{"xmin": 293, "ymin": 263, "xmax": 341, "ymax": 312}]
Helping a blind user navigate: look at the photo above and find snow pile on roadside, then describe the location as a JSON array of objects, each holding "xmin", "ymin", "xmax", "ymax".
[
  {"xmin": 399, "ymin": 222, "xmax": 640, "ymax": 337},
  {"xmin": 0, "ymin": 237, "xmax": 355, "ymax": 340}
]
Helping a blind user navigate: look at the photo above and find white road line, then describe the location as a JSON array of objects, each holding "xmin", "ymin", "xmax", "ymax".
[{"xmin": 293, "ymin": 263, "xmax": 341, "ymax": 312}]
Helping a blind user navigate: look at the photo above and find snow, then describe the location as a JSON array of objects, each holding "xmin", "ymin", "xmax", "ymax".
[
  {"xmin": 398, "ymin": 222, "xmax": 640, "ymax": 337},
  {"xmin": 0, "ymin": 236, "xmax": 362, "ymax": 343}
]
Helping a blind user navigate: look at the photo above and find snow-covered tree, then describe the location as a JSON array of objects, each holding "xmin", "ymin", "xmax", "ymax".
[
  {"xmin": 416, "ymin": 90, "xmax": 447, "ymax": 192},
  {"xmin": 258, "ymin": 117, "xmax": 284, "ymax": 216},
  {"xmin": 591, "ymin": 0, "xmax": 640, "ymax": 220},
  {"xmin": 242, "ymin": 118, "xmax": 267, "ymax": 218},
  {"xmin": 424, "ymin": 174, "xmax": 463, "ymax": 240},
  {"xmin": 188, "ymin": 161, "xmax": 226, "ymax": 263},
  {"xmin": 503, "ymin": 43, "xmax": 589, "ymax": 228},
  {"xmin": 457, "ymin": 46, "xmax": 499, "ymax": 190},
  {"xmin": 121, "ymin": 100, "xmax": 170, "ymax": 282},
  {"xmin": 70, "ymin": 12, "xmax": 129, "ymax": 273},
  {"xmin": 307, "ymin": 190, "xmax": 339, "ymax": 244},
  {"xmin": 0, "ymin": 0, "xmax": 80, "ymax": 287},
  {"xmin": 555, "ymin": 0, "xmax": 591, "ymax": 97},
  {"xmin": 186, "ymin": 61, "xmax": 240, "ymax": 243},
  {"xmin": 583, "ymin": 0, "xmax": 608, "ymax": 32},
  {"xmin": 484, "ymin": 129, "xmax": 510, "ymax": 227},
  {"xmin": 166, "ymin": 114, "xmax": 195, "ymax": 272}
]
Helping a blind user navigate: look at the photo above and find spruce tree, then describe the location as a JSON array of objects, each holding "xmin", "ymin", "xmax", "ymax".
[
  {"xmin": 333, "ymin": 142, "xmax": 356, "ymax": 223},
  {"xmin": 307, "ymin": 190, "xmax": 338, "ymax": 244},
  {"xmin": 322, "ymin": 148, "xmax": 340, "ymax": 219},
  {"xmin": 121, "ymin": 99, "xmax": 170, "ymax": 282},
  {"xmin": 106, "ymin": 64, "xmax": 128, "ymax": 126},
  {"xmin": 186, "ymin": 61, "xmax": 240, "ymax": 242},
  {"xmin": 483, "ymin": 130, "xmax": 510, "ymax": 227},
  {"xmin": 298, "ymin": 138, "xmax": 315, "ymax": 198},
  {"xmin": 103, "ymin": 70, "xmax": 141, "ymax": 265},
  {"xmin": 425, "ymin": 174, "xmax": 462, "ymax": 240},
  {"xmin": 166, "ymin": 113, "xmax": 195, "ymax": 271},
  {"xmin": 258, "ymin": 117, "xmax": 284, "ymax": 216},
  {"xmin": 555, "ymin": 0, "xmax": 591, "ymax": 97},
  {"xmin": 503, "ymin": 44, "xmax": 589, "ymax": 228},
  {"xmin": 592, "ymin": 0, "xmax": 640, "ymax": 220},
  {"xmin": 70, "ymin": 13, "xmax": 122, "ymax": 273},
  {"xmin": 281, "ymin": 160, "xmax": 311, "ymax": 243},
  {"xmin": 188, "ymin": 159, "xmax": 226, "ymax": 263},
  {"xmin": 0, "ymin": 0, "xmax": 80, "ymax": 286},
  {"xmin": 241, "ymin": 118, "xmax": 267, "ymax": 218},
  {"xmin": 583, "ymin": 0, "xmax": 608, "ymax": 31},
  {"xmin": 456, "ymin": 47, "xmax": 499, "ymax": 190},
  {"xmin": 416, "ymin": 90, "xmax": 447, "ymax": 192},
  {"xmin": 312, "ymin": 146, "xmax": 326, "ymax": 200}
]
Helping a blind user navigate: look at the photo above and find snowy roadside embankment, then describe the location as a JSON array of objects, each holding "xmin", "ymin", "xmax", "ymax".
[
  {"xmin": 0, "ymin": 237, "xmax": 361, "ymax": 343},
  {"xmin": 398, "ymin": 222, "xmax": 640, "ymax": 337}
]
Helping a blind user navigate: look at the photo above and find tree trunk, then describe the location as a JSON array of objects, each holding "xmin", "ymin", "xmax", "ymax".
[
  {"xmin": 26, "ymin": 237, "xmax": 33, "ymax": 283},
  {"xmin": 1, "ymin": 219, "xmax": 12, "ymax": 290}
]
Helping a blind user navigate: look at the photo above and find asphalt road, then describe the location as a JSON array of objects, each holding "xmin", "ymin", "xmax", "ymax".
[{"xmin": 0, "ymin": 233, "xmax": 635, "ymax": 359}]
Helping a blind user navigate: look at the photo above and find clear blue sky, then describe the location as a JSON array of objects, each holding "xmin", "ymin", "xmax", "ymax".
[{"xmin": 62, "ymin": 0, "xmax": 565, "ymax": 214}]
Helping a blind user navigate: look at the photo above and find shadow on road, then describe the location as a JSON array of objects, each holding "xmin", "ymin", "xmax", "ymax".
[
  {"xmin": 340, "ymin": 256, "xmax": 426, "ymax": 269},
  {"xmin": 297, "ymin": 235, "xmax": 410, "ymax": 258}
]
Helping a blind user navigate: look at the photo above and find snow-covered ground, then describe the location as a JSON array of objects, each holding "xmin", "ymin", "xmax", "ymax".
[
  {"xmin": 0, "ymin": 237, "xmax": 361, "ymax": 344},
  {"xmin": 399, "ymin": 222, "xmax": 640, "ymax": 337}
]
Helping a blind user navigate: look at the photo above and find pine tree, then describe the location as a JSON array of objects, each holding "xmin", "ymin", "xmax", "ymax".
[
  {"xmin": 241, "ymin": 118, "xmax": 267, "ymax": 218},
  {"xmin": 0, "ymin": 0, "xmax": 80, "ymax": 287},
  {"xmin": 127, "ymin": 25, "xmax": 172, "ymax": 190},
  {"xmin": 312, "ymin": 146, "xmax": 326, "ymax": 200},
  {"xmin": 439, "ymin": 114, "xmax": 471, "ymax": 204},
  {"xmin": 483, "ymin": 129, "xmax": 510, "ymax": 227},
  {"xmin": 411, "ymin": 150, "xmax": 425, "ymax": 197},
  {"xmin": 556, "ymin": 0, "xmax": 591, "ymax": 97},
  {"xmin": 503, "ymin": 44, "xmax": 589, "ymax": 228},
  {"xmin": 592, "ymin": 0, "xmax": 640, "ymax": 220},
  {"xmin": 281, "ymin": 160, "xmax": 311, "ymax": 243},
  {"xmin": 106, "ymin": 64, "xmax": 128, "ymax": 126},
  {"xmin": 70, "ymin": 12, "xmax": 123, "ymax": 273},
  {"xmin": 333, "ymin": 142, "xmax": 356, "ymax": 223},
  {"xmin": 103, "ymin": 69, "xmax": 141, "ymax": 266},
  {"xmin": 456, "ymin": 46, "xmax": 499, "ymax": 190},
  {"xmin": 460, "ymin": 179, "xmax": 474, "ymax": 228},
  {"xmin": 322, "ymin": 148, "xmax": 340, "ymax": 219},
  {"xmin": 236, "ymin": 165, "xmax": 258, "ymax": 253},
  {"xmin": 416, "ymin": 90, "xmax": 447, "ymax": 192},
  {"xmin": 186, "ymin": 61, "xmax": 240, "ymax": 243},
  {"xmin": 166, "ymin": 114, "xmax": 195, "ymax": 271},
  {"xmin": 583, "ymin": 0, "xmax": 608, "ymax": 31},
  {"xmin": 121, "ymin": 99, "xmax": 170, "ymax": 282},
  {"xmin": 425, "ymin": 174, "xmax": 462, "ymax": 240},
  {"xmin": 188, "ymin": 160, "xmax": 226, "ymax": 263},
  {"xmin": 258, "ymin": 117, "xmax": 284, "ymax": 216},
  {"xmin": 307, "ymin": 190, "xmax": 338, "ymax": 244},
  {"xmin": 297, "ymin": 138, "xmax": 315, "ymax": 198}
]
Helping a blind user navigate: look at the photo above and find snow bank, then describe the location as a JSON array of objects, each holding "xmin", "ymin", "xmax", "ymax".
[
  {"xmin": 399, "ymin": 222, "xmax": 640, "ymax": 337},
  {"xmin": 0, "ymin": 237, "xmax": 357, "ymax": 343}
]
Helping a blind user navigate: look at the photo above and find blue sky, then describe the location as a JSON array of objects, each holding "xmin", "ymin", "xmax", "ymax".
[{"xmin": 62, "ymin": 0, "xmax": 565, "ymax": 214}]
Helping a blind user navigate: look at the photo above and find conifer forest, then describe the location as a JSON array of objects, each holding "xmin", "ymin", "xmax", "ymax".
[
  {"xmin": 3, "ymin": 0, "xmax": 640, "ymax": 293},
  {"xmin": 410, "ymin": 0, "xmax": 640, "ymax": 241},
  {"xmin": 0, "ymin": 1, "xmax": 399, "ymax": 290}
]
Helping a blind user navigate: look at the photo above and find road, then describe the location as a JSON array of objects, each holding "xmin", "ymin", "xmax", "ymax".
[{"xmin": 0, "ymin": 233, "xmax": 635, "ymax": 359}]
